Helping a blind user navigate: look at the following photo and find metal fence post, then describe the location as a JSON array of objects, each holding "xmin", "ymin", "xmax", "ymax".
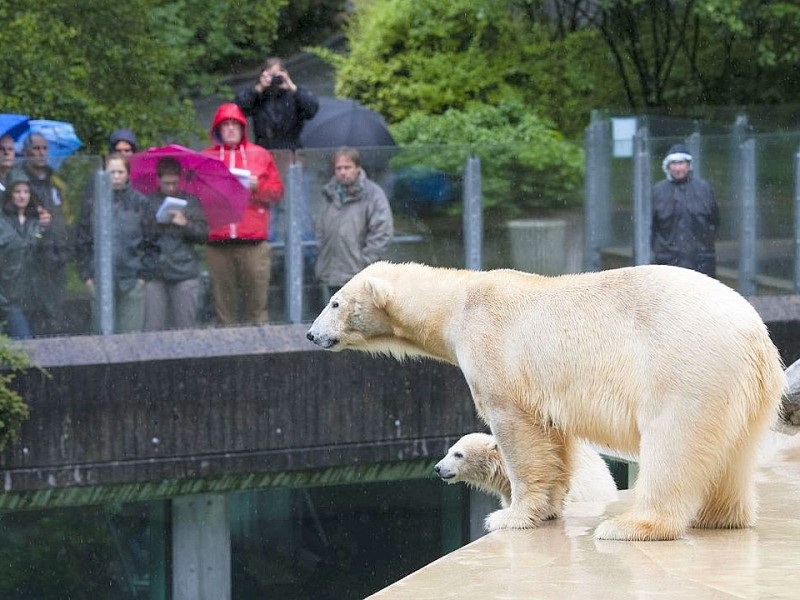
[
  {"xmin": 583, "ymin": 117, "xmax": 610, "ymax": 272},
  {"xmin": 738, "ymin": 138, "xmax": 757, "ymax": 295},
  {"xmin": 632, "ymin": 127, "xmax": 652, "ymax": 266},
  {"xmin": 284, "ymin": 162, "xmax": 304, "ymax": 323},
  {"xmin": 93, "ymin": 169, "xmax": 114, "ymax": 335},
  {"xmin": 795, "ymin": 148, "xmax": 800, "ymax": 292},
  {"xmin": 686, "ymin": 131, "xmax": 702, "ymax": 179},
  {"xmin": 462, "ymin": 155, "xmax": 482, "ymax": 271}
]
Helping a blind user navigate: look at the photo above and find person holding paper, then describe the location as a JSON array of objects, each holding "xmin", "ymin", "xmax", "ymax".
[
  {"xmin": 74, "ymin": 152, "xmax": 149, "ymax": 332},
  {"xmin": 141, "ymin": 156, "xmax": 208, "ymax": 331},
  {"xmin": 202, "ymin": 103, "xmax": 283, "ymax": 325}
]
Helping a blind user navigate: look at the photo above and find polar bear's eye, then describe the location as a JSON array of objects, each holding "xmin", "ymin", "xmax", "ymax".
[
  {"xmin": 331, "ymin": 300, "xmax": 339, "ymax": 308},
  {"xmin": 453, "ymin": 451, "xmax": 463, "ymax": 459}
]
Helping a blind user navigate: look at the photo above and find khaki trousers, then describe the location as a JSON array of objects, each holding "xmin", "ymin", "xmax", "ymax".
[{"xmin": 206, "ymin": 242, "xmax": 271, "ymax": 325}]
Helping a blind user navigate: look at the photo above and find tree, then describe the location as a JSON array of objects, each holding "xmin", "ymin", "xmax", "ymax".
[
  {"xmin": 0, "ymin": 0, "xmax": 289, "ymax": 153},
  {"xmin": 319, "ymin": 0, "xmax": 618, "ymax": 137},
  {"xmin": 546, "ymin": 0, "xmax": 800, "ymax": 109}
]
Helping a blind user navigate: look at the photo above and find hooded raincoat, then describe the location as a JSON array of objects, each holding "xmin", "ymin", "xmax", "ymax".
[
  {"xmin": 202, "ymin": 103, "xmax": 283, "ymax": 243},
  {"xmin": 0, "ymin": 171, "xmax": 46, "ymax": 324},
  {"xmin": 651, "ymin": 144, "xmax": 719, "ymax": 277}
]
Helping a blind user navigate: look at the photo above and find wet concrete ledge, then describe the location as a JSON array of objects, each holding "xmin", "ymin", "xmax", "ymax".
[
  {"xmin": 13, "ymin": 323, "xmax": 317, "ymax": 367},
  {"xmin": 14, "ymin": 293, "xmax": 800, "ymax": 367}
]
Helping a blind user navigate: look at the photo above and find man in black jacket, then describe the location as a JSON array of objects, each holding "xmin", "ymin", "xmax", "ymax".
[
  {"xmin": 234, "ymin": 57, "xmax": 319, "ymax": 153},
  {"xmin": 651, "ymin": 144, "xmax": 720, "ymax": 278}
]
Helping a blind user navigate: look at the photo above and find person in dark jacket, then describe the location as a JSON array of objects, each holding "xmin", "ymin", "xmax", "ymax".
[
  {"xmin": 75, "ymin": 153, "xmax": 149, "ymax": 333},
  {"xmin": 0, "ymin": 170, "xmax": 51, "ymax": 338},
  {"xmin": 234, "ymin": 57, "xmax": 319, "ymax": 153},
  {"xmin": 141, "ymin": 156, "xmax": 209, "ymax": 331},
  {"xmin": 0, "ymin": 134, "xmax": 16, "ymax": 193},
  {"xmin": 108, "ymin": 128, "xmax": 138, "ymax": 156},
  {"xmin": 651, "ymin": 144, "xmax": 720, "ymax": 278},
  {"xmin": 20, "ymin": 132, "xmax": 72, "ymax": 335}
]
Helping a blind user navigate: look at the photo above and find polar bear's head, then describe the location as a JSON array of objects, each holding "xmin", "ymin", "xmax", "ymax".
[
  {"xmin": 434, "ymin": 433, "xmax": 510, "ymax": 504},
  {"xmin": 306, "ymin": 264, "xmax": 395, "ymax": 351},
  {"xmin": 305, "ymin": 261, "xmax": 432, "ymax": 359}
]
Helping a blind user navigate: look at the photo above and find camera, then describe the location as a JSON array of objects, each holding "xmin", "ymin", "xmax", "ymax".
[{"xmin": 271, "ymin": 75, "xmax": 284, "ymax": 87}]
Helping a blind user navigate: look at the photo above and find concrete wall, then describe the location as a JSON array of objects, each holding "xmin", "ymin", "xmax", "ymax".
[{"xmin": 0, "ymin": 324, "xmax": 480, "ymax": 509}]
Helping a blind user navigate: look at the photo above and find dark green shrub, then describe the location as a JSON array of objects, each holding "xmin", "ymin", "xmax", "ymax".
[
  {"xmin": 390, "ymin": 101, "xmax": 584, "ymax": 217},
  {"xmin": 0, "ymin": 337, "xmax": 34, "ymax": 452}
]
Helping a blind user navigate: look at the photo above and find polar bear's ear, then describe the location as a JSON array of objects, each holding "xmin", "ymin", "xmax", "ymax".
[{"xmin": 365, "ymin": 277, "xmax": 393, "ymax": 309}]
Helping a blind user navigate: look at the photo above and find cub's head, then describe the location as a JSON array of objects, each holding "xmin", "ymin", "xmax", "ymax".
[
  {"xmin": 434, "ymin": 432, "xmax": 500, "ymax": 485},
  {"xmin": 306, "ymin": 263, "xmax": 395, "ymax": 352}
]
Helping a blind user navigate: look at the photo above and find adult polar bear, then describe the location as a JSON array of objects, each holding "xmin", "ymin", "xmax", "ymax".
[{"xmin": 306, "ymin": 262, "xmax": 785, "ymax": 541}]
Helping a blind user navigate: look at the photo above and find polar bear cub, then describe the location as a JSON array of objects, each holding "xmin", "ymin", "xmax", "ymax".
[{"xmin": 435, "ymin": 432, "xmax": 618, "ymax": 511}]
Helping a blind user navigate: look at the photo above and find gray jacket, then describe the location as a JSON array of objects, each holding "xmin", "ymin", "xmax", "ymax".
[
  {"xmin": 315, "ymin": 169, "xmax": 393, "ymax": 287},
  {"xmin": 75, "ymin": 183, "xmax": 149, "ymax": 292}
]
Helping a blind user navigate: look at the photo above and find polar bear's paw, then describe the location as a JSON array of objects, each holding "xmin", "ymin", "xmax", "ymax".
[
  {"xmin": 594, "ymin": 516, "xmax": 685, "ymax": 541},
  {"xmin": 484, "ymin": 507, "xmax": 540, "ymax": 531}
]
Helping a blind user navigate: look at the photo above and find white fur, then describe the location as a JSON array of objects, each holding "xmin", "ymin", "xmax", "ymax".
[
  {"xmin": 435, "ymin": 432, "xmax": 618, "ymax": 507},
  {"xmin": 307, "ymin": 262, "xmax": 785, "ymax": 540}
]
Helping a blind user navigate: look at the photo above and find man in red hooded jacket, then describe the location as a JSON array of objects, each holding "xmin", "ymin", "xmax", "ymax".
[{"xmin": 203, "ymin": 103, "xmax": 284, "ymax": 325}]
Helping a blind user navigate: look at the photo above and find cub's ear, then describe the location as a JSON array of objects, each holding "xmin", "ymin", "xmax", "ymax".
[
  {"xmin": 365, "ymin": 276, "xmax": 393, "ymax": 309},
  {"xmin": 488, "ymin": 437, "xmax": 498, "ymax": 451}
]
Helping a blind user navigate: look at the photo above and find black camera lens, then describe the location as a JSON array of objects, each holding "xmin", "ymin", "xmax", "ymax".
[{"xmin": 271, "ymin": 75, "xmax": 284, "ymax": 86}]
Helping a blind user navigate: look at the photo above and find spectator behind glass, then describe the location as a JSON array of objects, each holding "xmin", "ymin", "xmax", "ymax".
[
  {"xmin": 141, "ymin": 156, "xmax": 209, "ymax": 331},
  {"xmin": 74, "ymin": 153, "xmax": 149, "ymax": 333},
  {"xmin": 21, "ymin": 132, "xmax": 72, "ymax": 335},
  {"xmin": 651, "ymin": 143, "xmax": 720, "ymax": 278},
  {"xmin": 314, "ymin": 147, "xmax": 394, "ymax": 301},
  {"xmin": 0, "ymin": 170, "xmax": 51, "ymax": 339},
  {"xmin": 108, "ymin": 128, "xmax": 138, "ymax": 156},
  {"xmin": 0, "ymin": 134, "xmax": 16, "ymax": 192},
  {"xmin": 234, "ymin": 56, "xmax": 319, "ymax": 153},
  {"xmin": 202, "ymin": 103, "xmax": 284, "ymax": 326}
]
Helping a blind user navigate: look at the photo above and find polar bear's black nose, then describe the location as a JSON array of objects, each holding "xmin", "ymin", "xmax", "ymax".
[
  {"xmin": 306, "ymin": 331, "xmax": 315, "ymax": 342},
  {"xmin": 433, "ymin": 464, "xmax": 441, "ymax": 474}
]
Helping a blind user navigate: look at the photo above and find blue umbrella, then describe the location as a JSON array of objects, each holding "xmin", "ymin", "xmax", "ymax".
[
  {"xmin": 0, "ymin": 114, "xmax": 31, "ymax": 141},
  {"xmin": 0, "ymin": 114, "xmax": 83, "ymax": 169}
]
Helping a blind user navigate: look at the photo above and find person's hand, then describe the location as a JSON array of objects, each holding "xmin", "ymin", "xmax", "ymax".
[
  {"xmin": 278, "ymin": 69, "xmax": 298, "ymax": 93},
  {"xmin": 37, "ymin": 206, "xmax": 51, "ymax": 228},
  {"xmin": 84, "ymin": 278, "xmax": 94, "ymax": 290},
  {"xmin": 169, "ymin": 210, "xmax": 187, "ymax": 227}
]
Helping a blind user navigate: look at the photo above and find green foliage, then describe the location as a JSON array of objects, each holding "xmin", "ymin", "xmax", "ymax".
[
  {"xmin": 391, "ymin": 101, "xmax": 584, "ymax": 217},
  {"xmin": 0, "ymin": 336, "xmax": 35, "ymax": 453},
  {"xmin": 168, "ymin": 0, "xmax": 288, "ymax": 78},
  {"xmin": 323, "ymin": 0, "xmax": 615, "ymax": 137},
  {"xmin": 0, "ymin": 0, "xmax": 201, "ymax": 152},
  {"xmin": 0, "ymin": 0, "xmax": 289, "ymax": 153},
  {"xmin": 547, "ymin": 0, "xmax": 800, "ymax": 109}
]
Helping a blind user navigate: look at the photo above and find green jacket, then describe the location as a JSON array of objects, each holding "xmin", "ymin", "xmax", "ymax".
[{"xmin": 0, "ymin": 213, "xmax": 43, "ymax": 313}]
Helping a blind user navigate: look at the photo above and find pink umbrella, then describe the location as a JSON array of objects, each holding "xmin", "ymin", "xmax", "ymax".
[{"xmin": 129, "ymin": 144, "xmax": 250, "ymax": 229}]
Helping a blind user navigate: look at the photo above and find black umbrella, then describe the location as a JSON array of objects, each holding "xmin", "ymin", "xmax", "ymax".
[{"xmin": 301, "ymin": 97, "xmax": 395, "ymax": 150}]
